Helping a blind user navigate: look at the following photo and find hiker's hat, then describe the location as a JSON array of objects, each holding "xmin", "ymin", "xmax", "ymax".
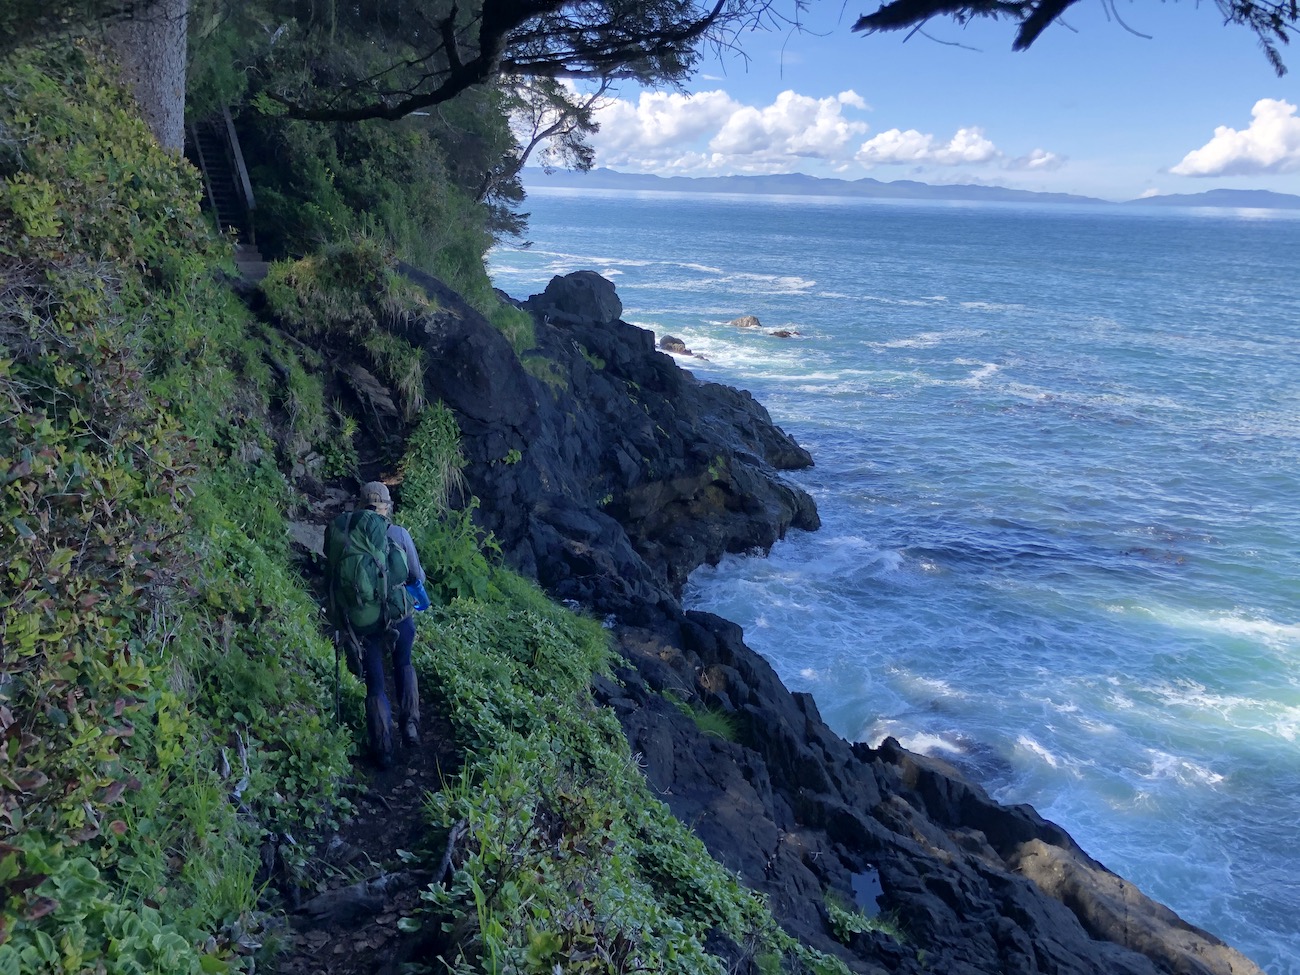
[{"xmin": 360, "ymin": 481, "xmax": 392, "ymax": 510}]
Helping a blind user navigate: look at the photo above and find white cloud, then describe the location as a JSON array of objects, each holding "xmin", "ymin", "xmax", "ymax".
[
  {"xmin": 856, "ymin": 128, "xmax": 935, "ymax": 164},
  {"xmin": 588, "ymin": 88, "xmax": 869, "ymax": 172},
  {"xmin": 581, "ymin": 88, "xmax": 1059, "ymax": 180},
  {"xmin": 1171, "ymin": 99, "xmax": 1300, "ymax": 177},
  {"xmin": 934, "ymin": 127, "xmax": 999, "ymax": 164},
  {"xmin": 593, "ymin": 90, "xmax": 739, "ymax": 156},
  {"xmin": 856, "ymin": 126, "xmax": 1000, "ymax": 167},
  {"xmin": 710, "ymin": 90, "xmax": 869, "ymax": 159},
  {"xmin": 1008, "ymin": 148, "xmax": 1065, "ymax": 172}
]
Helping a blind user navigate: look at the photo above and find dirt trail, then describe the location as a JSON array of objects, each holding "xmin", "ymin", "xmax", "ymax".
[
  {"xmin": 274, "ymin": 474, "xmax": 461, "ymax": 975},
  {"xmin": 273, "ymin": 709, "xmax": 460, "ymax": 975}
]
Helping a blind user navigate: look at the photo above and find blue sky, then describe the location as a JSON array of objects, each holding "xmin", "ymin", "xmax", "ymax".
[{"xmin": 567, "ymin": 2, "xmax": 1300, "ymax": 201}]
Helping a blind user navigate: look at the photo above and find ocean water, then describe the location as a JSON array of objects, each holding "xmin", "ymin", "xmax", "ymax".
[{"xmin": 488, "ymin": 188, "xmax": 1300, "ymax": 973}]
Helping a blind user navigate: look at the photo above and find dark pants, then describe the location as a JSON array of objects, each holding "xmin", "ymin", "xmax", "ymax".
[{"xmin": 361, "ymin": 614, "xmax": 416, "ymax": 712}]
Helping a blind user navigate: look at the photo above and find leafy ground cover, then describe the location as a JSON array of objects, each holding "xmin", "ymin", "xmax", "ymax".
[
  {"xmin": 1, "ymin": 38, "xmax": 856, "ymax": 975},
  {"xmin": 0, "ymin": 43, "xmax": 351, "ymax": 974}
]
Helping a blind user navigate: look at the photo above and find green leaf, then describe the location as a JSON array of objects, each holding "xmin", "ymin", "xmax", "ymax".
[{"xmin": 396, "ymin": 916, "xmax": 422, "ymax": 933}]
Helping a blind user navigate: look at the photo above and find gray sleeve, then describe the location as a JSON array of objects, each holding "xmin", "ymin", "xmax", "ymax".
[{"xmin": 388, "ymin": 524, "xmax": 426, "ymax": 585}]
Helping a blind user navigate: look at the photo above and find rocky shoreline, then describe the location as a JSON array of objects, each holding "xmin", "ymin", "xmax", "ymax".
[{"xmin": 399, "ymin": 268, "xmax": 1260, "ymax": 975}]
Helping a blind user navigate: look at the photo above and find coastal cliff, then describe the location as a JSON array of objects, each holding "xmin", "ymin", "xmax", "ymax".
[
  {"xmin": 0, "ymin": 46, "xmax": 1263, "ymax": 973},
  {"xmin": 398, "ymin": 269, "xmax": 1260, "ymax": 975}
]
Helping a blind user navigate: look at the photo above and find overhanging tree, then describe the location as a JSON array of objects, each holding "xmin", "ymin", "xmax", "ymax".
[
  {"xmin": 260, "ymin": 0, "xmax": 781, "ymax": 122},
  {"xmin": 852, "ymin": 0, "xmax": 1298, "ymax": 74}
]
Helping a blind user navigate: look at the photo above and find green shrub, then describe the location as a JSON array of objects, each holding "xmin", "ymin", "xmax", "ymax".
[
  {"xmin": 491, "ymin": 303, "xmax": 537, "ymax": 354},
  {"xmin": 399, "ymin": 406, "xmax": 494, "ymax": 604},
  {"xmin": 0, "ymin": 42, "xmax": 352, "ymax": 974},
  {"xmin": 825, "ymin": 894, "xmax": 907, "ymax": 946},
  {"xmin": 521, "ymin": 353, "xmax": 569, "ymax": 395}
]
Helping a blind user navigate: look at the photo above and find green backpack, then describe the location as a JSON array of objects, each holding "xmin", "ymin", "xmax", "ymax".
[{"xmin": 325, "ymin": 509, "xmax": 414, "ymax": 636}]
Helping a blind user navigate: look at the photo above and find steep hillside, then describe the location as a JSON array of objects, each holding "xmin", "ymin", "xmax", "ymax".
[
  {"xmin": 0, "ymin": 39, "xmax": 1264, "ymax": 975},
  {"xmin": 0, "ymin": 42, "xmax": 861, "ymax": 975}
]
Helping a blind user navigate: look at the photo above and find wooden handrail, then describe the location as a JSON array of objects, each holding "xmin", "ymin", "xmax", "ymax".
[
  {"xmin": 187, "ymin": 122, "xmax": 221, "ymax": 219},
  {"xmin": 222, "ymin": 105, "xmax": 255, "ymax": 216}
]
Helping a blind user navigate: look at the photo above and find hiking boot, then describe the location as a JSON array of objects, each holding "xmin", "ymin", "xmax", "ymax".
[
  {"xmin": 365, "ymin": 694, "xmax": 393, "ymax": 769},
  {"xmin": 397, "ymin": 665, "xmax": 420, "ymax": 748}
]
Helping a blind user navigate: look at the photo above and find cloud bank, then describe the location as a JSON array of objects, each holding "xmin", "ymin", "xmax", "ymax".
[
  {"xmin": 586, "ymin": 88, "xmax": 1060, "ymax": 179},
  {"xmin": 1171, "ymin": 99, "xmax": 1300, "ymax": 177}
]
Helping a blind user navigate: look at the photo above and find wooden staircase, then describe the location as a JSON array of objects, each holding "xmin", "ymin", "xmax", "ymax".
[{"xmin": 186, "ymin": 107, "xmax": 267, "ymax": 280}]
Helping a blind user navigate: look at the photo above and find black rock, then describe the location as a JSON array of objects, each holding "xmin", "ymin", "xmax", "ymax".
[
  {"xmin": 398, "ymin": 268, "xmax": 1260, "ymax": 975},
  {"xmin": 526, "ymin": 269, "xmax": 623, "ymax": 325}
]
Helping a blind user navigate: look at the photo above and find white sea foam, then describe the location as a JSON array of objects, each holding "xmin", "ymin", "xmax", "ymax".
[
  {"xmin": 522, "ymin": 248, "xmax": 657, "ymax": 268},
  {"xmin": 1016, "ymin": 735, "xmax": 1062, "ymax": 769},
  {"xmin": 866, "ymin": 722, "xmax": 968, "ymax": 757},
  {"xmin": 1144, "ymin": 679, "xmax": 1300, "ymax": 744},
  {"xmin": 960, "ymin": 300, "xmax": 1027, "ymax": 313},
  {"xmin": 1001, "ymin": 381, "xmax": 1186, "ymax": 415},
  {"xmin": 766, "ymin": 371, "xmax": 841, "ymax": 383},
  {"xmin": 960, "ymin": 362, "xmax": 1001, "ymax": 383},
  {"xmin": 873, "ymin": 332, "xmax": 945, "ymax": 349},
  {"xmin": 1130, "ymin": 603, "xmax": 1300, "ymax": 654},
  {"xmin": 1076, "ymin": 715, "xmax": 1118, "ymax": 735},
  {"xmin": 720, "ymin": 272, "xmax": 816, "ymax": 292},
  {"xmin": 1141, "ymin": 749, "xmax": 1225, "ymax": 788},
  {"xmin": 907, "ymin": 732, "xmax": 968, "ymax": 756},
  {"xmin": 892, "ymin": 670, "xmax": 968, "ymax": 701}
]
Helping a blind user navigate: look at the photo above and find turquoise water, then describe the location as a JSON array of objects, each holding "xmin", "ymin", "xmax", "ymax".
[{"xmin": 489, "ymin": 188, "xmax": 1300, "ymax": 973}]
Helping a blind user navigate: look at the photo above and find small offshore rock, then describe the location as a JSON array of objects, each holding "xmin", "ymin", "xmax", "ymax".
[
  {"xmin": 728, "ymin": 315, "xmax": 761, "ymax": 329},
  {"xmin": 770, "ymin": 329, "xmax": 802, "ymax": 339},
  {"xmin": 659, "ymin": 334, "xmax": 690, "ymax": 354}
]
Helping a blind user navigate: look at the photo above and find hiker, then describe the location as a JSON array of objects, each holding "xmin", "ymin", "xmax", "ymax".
[{"xmin": 325, "ymin": 481, "xmax": 431, "ymax": 768}]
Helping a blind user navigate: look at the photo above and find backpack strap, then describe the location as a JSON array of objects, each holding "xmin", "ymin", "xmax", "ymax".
[
  {"xmin": 357, "ymin": 509, "xmax": 392, "ymax": 630},
  {"xmin": 375, "ymin": 514, "xmax": 391, "ymax": 630}
]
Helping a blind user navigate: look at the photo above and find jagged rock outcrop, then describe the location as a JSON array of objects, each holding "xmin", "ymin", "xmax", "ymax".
[
  {"xmin": 525, "ymin": 268, "xmax": 623, "ymax": 326},
  {"xmin": 396, "ymin": 268, "xmax": 817, "ymax": 619},
  {"xmin": 392, "ymin": 268, "xmax": 1260, "ymax": 975},
  {"xmin": 600, "ymin": 612, "xmax": 1257, "ymax": 975}
]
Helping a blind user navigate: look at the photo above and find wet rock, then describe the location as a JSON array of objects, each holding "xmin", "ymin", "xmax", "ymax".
[
  {"xmin": 729, "ymin": 315, "xmax": 762, "ymax": 328},
  {"xmin": 659, "ymin": 334, "xmax": 690, "ymax": 354}
]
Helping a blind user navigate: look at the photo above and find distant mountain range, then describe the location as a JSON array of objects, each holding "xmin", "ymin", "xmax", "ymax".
[{"xmin": 523, "ymin": 168, "xmax": 1300, "ymax": 210}]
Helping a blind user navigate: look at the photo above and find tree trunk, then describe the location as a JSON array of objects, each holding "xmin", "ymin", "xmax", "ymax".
[{"xmin": 104, "ymin": 0, "xmax": 189, "ymax": 151}]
